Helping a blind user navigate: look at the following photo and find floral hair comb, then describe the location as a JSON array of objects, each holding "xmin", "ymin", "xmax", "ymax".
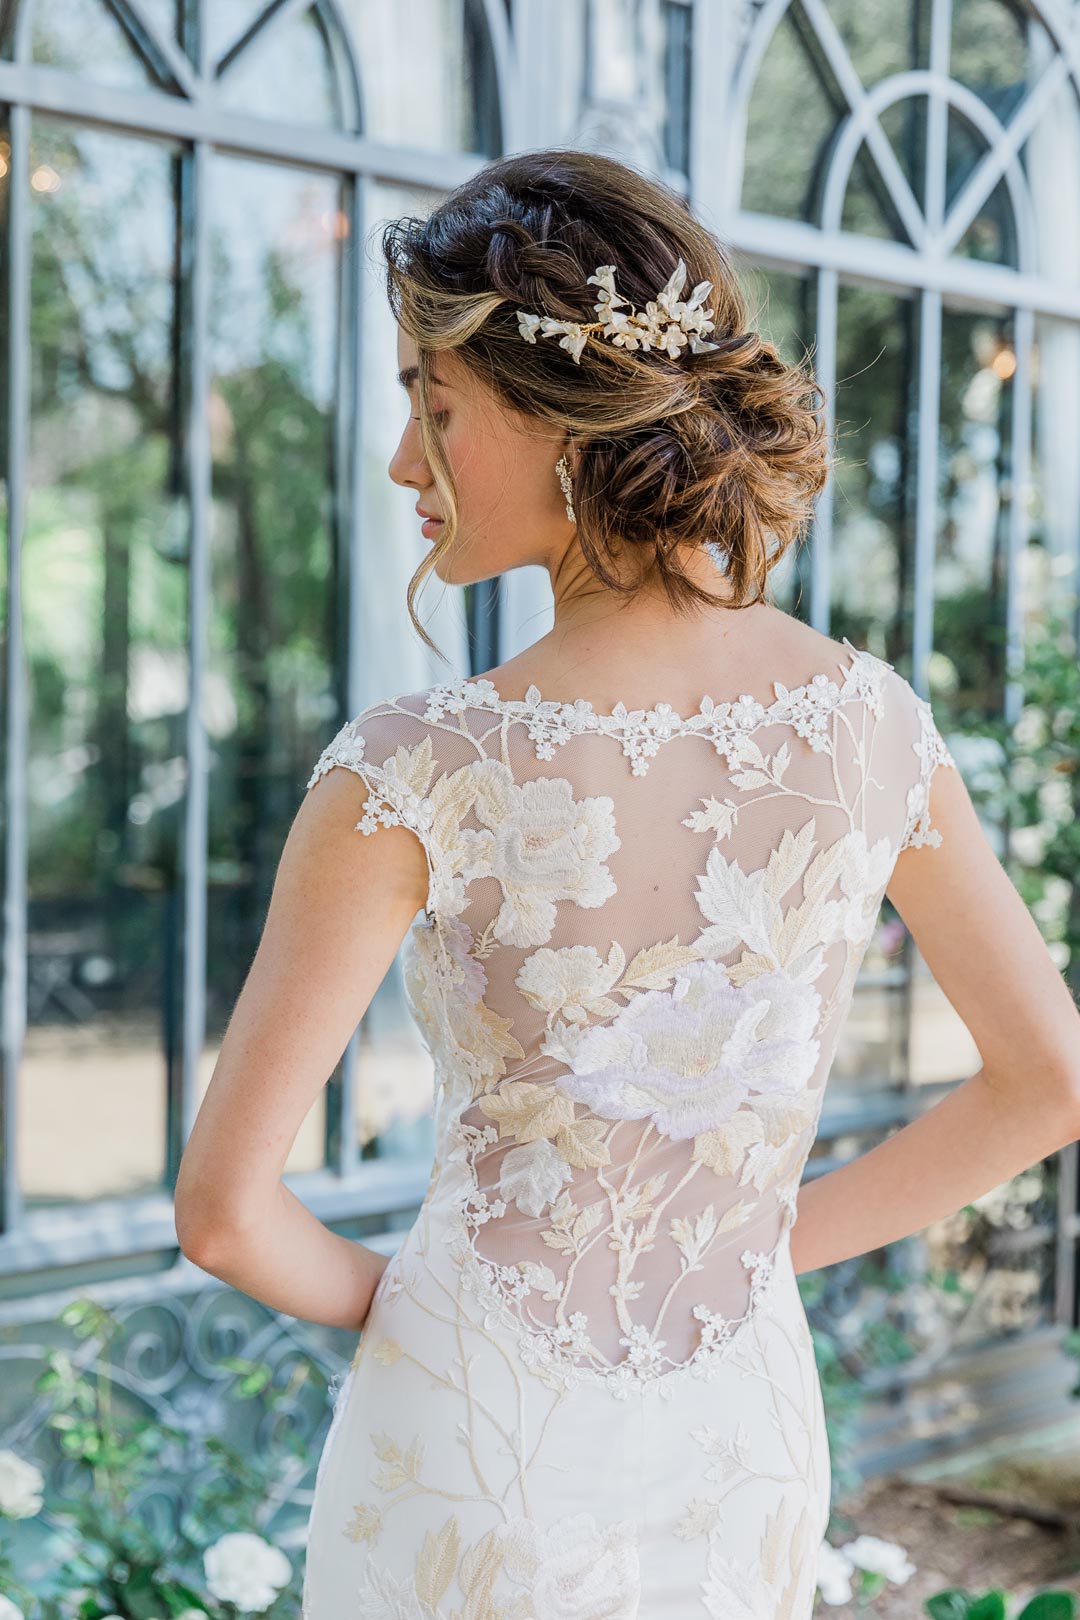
[{"xmin": 515, "ymin": 256, "xmax": 721, "ymax": 364}]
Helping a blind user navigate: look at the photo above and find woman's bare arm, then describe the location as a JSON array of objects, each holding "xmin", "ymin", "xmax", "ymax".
[
  {"xmin": 789, "ymin": 757, "xmax": 1080, "ymax": 1275},
  {"xmin": 173, "ymin": 765, "xmax": 429, "ymax": 1329}
]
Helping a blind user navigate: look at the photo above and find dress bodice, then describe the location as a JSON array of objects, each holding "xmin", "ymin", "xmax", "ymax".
[{"xmin": 306, "ymin": 639, "xmax": 955, "ymax": 1397}]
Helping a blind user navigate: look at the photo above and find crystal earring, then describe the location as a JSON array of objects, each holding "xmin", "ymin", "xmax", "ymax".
[
  {"xmin": 556, "ymin": 453, "xmax": 576, "ymax": 524},
  {"xmin": 704, "ymin": 537, "xmax": 729, "ymax": 573}
]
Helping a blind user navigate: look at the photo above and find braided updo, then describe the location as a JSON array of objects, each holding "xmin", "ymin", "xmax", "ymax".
[{"xmin": 381, "ymin": 148, "xmax": 828, "ymax": 654}]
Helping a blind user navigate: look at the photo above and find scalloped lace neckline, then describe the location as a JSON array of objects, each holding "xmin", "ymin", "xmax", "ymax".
[{"xmin": 429, "ymin": 636, "xmax": 886, "ymax": 735}]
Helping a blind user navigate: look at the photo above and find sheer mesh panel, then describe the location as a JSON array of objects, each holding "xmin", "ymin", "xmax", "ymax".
[{"xmin": 306, "ymin": 641, "xmax": 956, "ymax": 1381}]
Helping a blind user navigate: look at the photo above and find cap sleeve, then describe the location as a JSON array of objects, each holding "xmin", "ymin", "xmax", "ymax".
[
  {"xmin": 896, "ymin": 678, "xmax": 957, "ymax": 852},
  {"xmin": 305, "ymin": 694, "xmax": 441, "ymax": 916}
]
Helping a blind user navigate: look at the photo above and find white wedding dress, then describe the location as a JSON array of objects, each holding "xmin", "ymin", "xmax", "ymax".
[{"xmin": 300, "ymin": 636, "xmax": 955, "ymax": 1619}]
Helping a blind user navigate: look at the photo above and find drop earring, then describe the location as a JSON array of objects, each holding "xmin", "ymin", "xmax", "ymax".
[
  {"xmin": 704, "ymin": 538, "xmax": 729, "ymax": 573},
  {"xmin": 556, "ymin": 453, "xmax": 576, "ymax": 525}
]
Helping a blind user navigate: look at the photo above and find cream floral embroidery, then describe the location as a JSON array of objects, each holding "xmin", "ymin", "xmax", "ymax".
[
  {"xmin": 700, "ymin": 1497, "xmax": 818, "ymax": 1619},
  {"xmin": 422, "ymin": 635, "xmax": 886, "ymax": 777},
  {"xmin": 552, "ymin": 960, "xmax": 821, "ymax": 1136},
  {"xmin": 343, "ymin": 1502, "xmax": 381, "ymax": 1545},
  {"xmin": 347, "ymin": 1509, "xmax": 641, "ymax": 1619},
  {"xmin": 900, "ymin": 689, "xmax": 957, "ymax": 850},
  {"xmin": 303, "ymin": 642, "xmax": 950, "ymax": 1400},
  {"xmin": 454, "ymin": 759, "xmax": 622, "ymax": 947},
  {"xmin": 301, "ymin": 639, "xmax": 946, "ymax": 1615},
  {"xmin": 499, "ymin": 1511, "xmax": 641, "ymax": 1616}
]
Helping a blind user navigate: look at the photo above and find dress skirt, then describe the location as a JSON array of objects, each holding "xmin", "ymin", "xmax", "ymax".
[{"xmin": 302, "ymin": 1184, "xmax": 830, "ymax": 1619}]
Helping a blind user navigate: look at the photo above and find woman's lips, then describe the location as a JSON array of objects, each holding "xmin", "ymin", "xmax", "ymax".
[{"xmin": 421, "ymin": 516, "xmax": 444, "ymax": 537}]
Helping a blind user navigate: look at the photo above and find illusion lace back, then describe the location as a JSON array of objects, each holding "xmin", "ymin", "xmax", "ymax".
[{"xmin": 301, "ymin": 637, "xmax": 956, "ymax": 1619}]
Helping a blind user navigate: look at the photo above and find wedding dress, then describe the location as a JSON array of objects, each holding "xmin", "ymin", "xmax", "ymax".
[{"xmin": 300, "ymin": 636, "xmax": 955, "ymax": 1619}]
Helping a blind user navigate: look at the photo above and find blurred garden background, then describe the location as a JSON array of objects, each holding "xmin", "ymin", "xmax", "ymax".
[{"xmin": 2, "ymin": 0, "xmax": 1080, "ymax": 1614}]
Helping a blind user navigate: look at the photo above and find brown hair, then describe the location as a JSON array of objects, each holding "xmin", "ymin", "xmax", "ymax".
[{"xmin": 381, "ymin": 147, "xmax": 828, "ymax": 660}]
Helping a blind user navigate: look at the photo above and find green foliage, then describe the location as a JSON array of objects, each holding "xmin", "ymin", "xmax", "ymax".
[
  {"xmin": 966, "ymin": 604, "xmax": 1080, "ymax": 987},
  {"xmin": 926, "ymin": 1591, "xmax": 1076, "ymax": 1620},
  {"xmin": 1060, "ymin": 1327, "xmax": 1080, "ymax": 1399},
  {"xmin": 1, "ymin": 1296, "xmax": 333, "ymax": 1619}
]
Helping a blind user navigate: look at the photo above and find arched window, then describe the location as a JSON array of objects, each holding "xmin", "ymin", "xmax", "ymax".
[
  {"xmin": 0, "ymin": 0, "xmax": 507, "ymax": 1270},
  {"xmin": 723, "ymin": 0, "xmax": 1080, "ymax": 1354}
]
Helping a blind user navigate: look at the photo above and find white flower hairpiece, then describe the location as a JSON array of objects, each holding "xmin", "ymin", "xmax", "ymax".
[{"xmin": 515, "ymin": 256, "xmax": 722, "ymax": 364}]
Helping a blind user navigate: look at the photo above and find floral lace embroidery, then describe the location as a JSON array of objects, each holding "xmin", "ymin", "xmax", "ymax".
[
  {"xmin": 317, "ymin": 1508, "xmax": 644, "ymax": 1618},
  {"xmin": 305, "ymin": 725, "xmax": 442, "ymax": 921},
  {"xmin": 360, "ymin": 1168, "xmax": 786, "ymax": 1414},
  {"xmin": 422, "ymin": 636, "xmax": 888, "ymax": 776},
  {"xmin": 306, "ymin": 731, "xmax": 436, "ymax": 842},
  {"xmin": 899, "ymin": 689, "xmax": 957, "ymax": 850},
  {"xmin": 305, "ymin": 640, "xmax": 951, "ymax": 1403},
  {"xmin": 444, "ymin": 1147, "xmax": 786, "ymax": 1402},
  {"xmin": 435, "ymin": 956, "xmax": 815, "ymax": 1401}
]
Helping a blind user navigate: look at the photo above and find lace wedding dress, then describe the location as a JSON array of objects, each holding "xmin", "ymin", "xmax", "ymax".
[{"xmin": 300, "ymin": 636, "xmax": 955, "ymax": 1619}]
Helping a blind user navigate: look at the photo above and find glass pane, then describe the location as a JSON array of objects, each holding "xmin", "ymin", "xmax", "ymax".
[
  {"xmin": 461, "ymin": 0, "xmax": 501, "ymax": 157},
  {"xmin": 1023, "ymin": 70, "xmax": 1080, "ymax": 290},
  {"xmin": 918, "ymin": 306, "xmax": 1017, "ymax": 1089},
  {"xmin": 137, "ymin": 0, "xmax": 183, "ymax": 48},
  {"xmin": 879, "ymin": 95, "xmax": 929, "ymax": 215},
  {"xmin": 823, "ymin": 0, "xmax": 930, "ymax": 82},
  {"xmin": 338, "ymin": 0, "xmax": 501, "ymax": 154},
  {"xmin": 216, "ymin": 5, "xmax": 341, "ymax": 128},
  {"xmin": 947, "ymin": 6, "xmax": 1078, "ymax": 284},
  {"xmin": 933, "ymin": 308, "xmax": 1015, "ymax": 718},
  {"xmin": 20, "ymin": 117, "xmax": 183, "ymax": 1205},
  {"xmin": 741, "ymin": 7, "xmax": 842, "ymax": 221},
  {"xmin": 828, "ymin": 283, "xmax": 919, "ymax": 653},
  {"xmin": 205, "ymin": 0, "xmax": 272, "ymax": 68},
  {"xmin": 840, "ymin": 141, "xmax": 910, "ymax": 240},
  {"xmin": 946, "ymin": 114, "xmax": 1019, "ymax": 266},
  {"xmin": 950, "ymin": 0, "xmax": 1040, "ymax": 125},
  {"xmin": 660, "ymin": 0, "xmax": 692, "ymax": 177},
  {"xmin": 748, "ymin": 263, "xmax": 813, "ymax": 370},
  {"xmin": 31, "ymin": 0, "xmax": 151, "ymax": 88},
  {"xmin": 113, "ymin": 0, "xmax": 192, "ymax": 82},
  {"xmin": 587, "ymin": 0, "xmax": 639, "ymax": 100},
  {"xmin": 946, "ymin": 108, "xmax": 987, "ymax": 211},
  {"xmin": 1008, "ymin": 314, "xmax": 1080, "ymax": 999},
  {"xmin": 954, "ymin": 176, "xmax": 1018, "ymax": 266},
  {"xmin": 819, "ymin": 284, "xmax": 989, "ymax": 1093},
  {"xmin": 201, "ymin": 153, "xmax": 344, "ymax": 1174},
  {"xmin": 1029, "ymin": 314, "xmax": 1080, "ymax": 584},
  {"xmin": 742, "ymin": 262, "xmax": 817, "ymax": 618}
]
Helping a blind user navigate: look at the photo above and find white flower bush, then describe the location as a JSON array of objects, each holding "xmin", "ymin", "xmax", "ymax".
[
  {"xmin": 100, "ymin": 1614, "xmax": 208, "ymax": 1620},
  {"xmin": 0, "ymin": 1448, "xmax": 43, "ymax": 1620},
  {"xmin": 204, "ymin": 1530, "xmax": 293, "ymax": 1612},
  {"xmin": 816, "ymin": 1539, "xmax": 856, "ymax": 1604},
  {"xmin": 843, "ymin": 1533, "xmax": 917, "ymax": 1583},
  {"xmin": 0, "ymin": 1451, "xmax": 44, "ymax": 1520},
  {"xmin": 817, "ymin": 1531, "xmax": 916, "ymax": 1604}
]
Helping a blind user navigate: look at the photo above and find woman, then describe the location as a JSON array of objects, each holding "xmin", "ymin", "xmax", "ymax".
[{"xmin": 175, "ymin": 148, "xmax": 1080, "ymax": 1617}]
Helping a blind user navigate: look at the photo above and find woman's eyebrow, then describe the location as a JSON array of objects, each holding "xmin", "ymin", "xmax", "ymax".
[{"xmin": 396, "ymin": 364, "xmax": 449, "ymax": 389}]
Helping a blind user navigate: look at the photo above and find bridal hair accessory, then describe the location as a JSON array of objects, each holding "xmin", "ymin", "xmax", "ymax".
[{"xmin": 517, "ymin": 257, "xmax": 722, "ymax": 365}]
